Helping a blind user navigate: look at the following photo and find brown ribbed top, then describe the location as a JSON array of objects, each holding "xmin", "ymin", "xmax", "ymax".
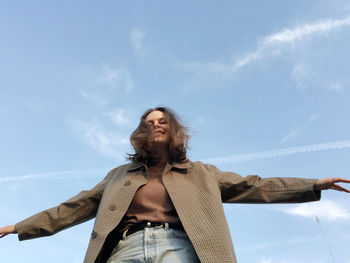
[{"xmin": 120, "ymin": 162, "xmax": 181, "ymax": 232}]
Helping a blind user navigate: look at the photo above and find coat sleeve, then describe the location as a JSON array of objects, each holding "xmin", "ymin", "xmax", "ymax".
[
  {"xmin": 204, "ymin": 164, "xmax": 321, "ymax": 203},
  {"xmin": 15, "ymin": 168, "xmax": 117, "ymax": 241}
]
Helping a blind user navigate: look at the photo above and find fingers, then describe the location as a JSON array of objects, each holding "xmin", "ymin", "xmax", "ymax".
[
  {"xmin": 330, "ymin": 177, "xmax": 350, "ymax": 184},
  {"xmin": 335, "ymin": 178, "xmax": 350, "ymax": 184},
  {"xmin": 331, "ymin": 184, "xmax": 350, "ymax": 193},
  {"xmin": 317, "ymin": 177, "xmax": 350, "ymax": 192},
  {"xmin": 0, "ymin": 233, "xmax": 9, "ymax": 238}
]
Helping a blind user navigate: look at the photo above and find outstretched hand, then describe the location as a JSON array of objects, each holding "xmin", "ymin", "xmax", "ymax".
[
  {"xmin": 314, "ymin": 177, "xmax": 350, "ymax": 193},
  {"xmin": 0, "ymin": 225, "xmax": 16, "ymax": 238}
]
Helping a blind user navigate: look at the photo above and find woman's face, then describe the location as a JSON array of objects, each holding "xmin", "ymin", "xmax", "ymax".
[{"xmin": 145, "ymin": 110, "xmax": 171, "ymax": 146}]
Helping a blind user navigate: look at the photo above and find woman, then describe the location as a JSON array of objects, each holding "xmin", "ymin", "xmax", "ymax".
[{"xmin": 1, "ymin": 106, "xmax": 350, "ymax": 263}]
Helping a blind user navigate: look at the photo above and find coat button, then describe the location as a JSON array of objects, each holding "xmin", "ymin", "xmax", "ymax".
[
  {"xmin": 91, "ymin": 231, "xmax": 97, "ymax": 239},
  {"xmin": 109, "ymin": 204, "xmax": 116, "ymax": 211},
  {"xmin": 124, "ymin": 180, "xmax": 131, "ymax": 186}
]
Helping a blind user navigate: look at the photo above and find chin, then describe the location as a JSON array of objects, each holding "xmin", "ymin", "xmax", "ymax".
[
  {"xmin": 153, "ymin": 140, "xmax": 168, "ymax": 145},
  {"xmin": 151, "ymin": 139, "xmax": 170, "ymax": 146}
]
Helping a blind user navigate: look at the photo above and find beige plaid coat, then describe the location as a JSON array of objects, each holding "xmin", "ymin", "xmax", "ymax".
[{"xmin": 16, "ymin": 161, "xmax": 320, "ymax": 262}]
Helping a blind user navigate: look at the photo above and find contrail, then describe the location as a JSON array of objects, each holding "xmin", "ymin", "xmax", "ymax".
[
  {"xmin": 262, "ymin": 16, "xmax": 350, "ymax": 45},
  {"xmin": 235, "ymin": 15, "xmax": 350, "ymax": 70},
  {"xmin": 0, "ymin": 168, "xmax": 109, "ymax": 183},
  {"xmin": 185, "ymin": 15, "xmax": 350, "ymax": 73},
  {"xmin": 2, "ymin": 140, "xmax": 350, "ymax": 183},
  {"xmin": 202, "ymin": 140, "xmax": 350, "ymax": 164}
]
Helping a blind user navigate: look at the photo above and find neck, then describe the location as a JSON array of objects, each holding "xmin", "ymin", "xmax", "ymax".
[{"xmin": 147, "ymin": 145, "xmax": 169, "ymax": 165}]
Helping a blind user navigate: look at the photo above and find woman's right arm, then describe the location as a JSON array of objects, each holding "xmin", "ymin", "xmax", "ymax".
[{"xmin": 0, "ymin": 167, "xmax": 117, "ymax": 241}]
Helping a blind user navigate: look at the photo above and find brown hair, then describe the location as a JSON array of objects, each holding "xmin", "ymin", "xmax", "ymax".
[{"xmin": 128, "ymin": 107, "xmax": 189, "ymax": 163}]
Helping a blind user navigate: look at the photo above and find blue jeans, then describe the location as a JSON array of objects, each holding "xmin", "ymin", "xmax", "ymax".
[{"xmin": 106, "ymin": 224, "xmax": 200, "ymax": 263}]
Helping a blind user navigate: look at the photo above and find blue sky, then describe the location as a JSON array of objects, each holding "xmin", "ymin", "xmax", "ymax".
[{"xmin": 1, "ymin": 1, "xmax": 350, "ymax": 262}]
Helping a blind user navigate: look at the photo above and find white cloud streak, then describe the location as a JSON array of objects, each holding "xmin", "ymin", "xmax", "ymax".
[
  {"xmin": 101, "ymin": 66, "xmax": 133, "ymax": 93},
  {"xmin": 281, "ymin": 114, "xmax": 318, "ymax": 143},
  {"xmin": 281, "ymin": 130, "xmax": 300, "ymax": 143},
  {"xmin": 329, "ymin": 82, "xmax": 343, "ymax": 91},
  {"xmin": 0, "ymin": 168, "xmax": 107, "ymax": 183},
  {"xmin": 262, "ymin": 16, "xmax": 350, "ymax": 45},
  {"xmin": 238, "ymin": 235, "xmax": 319, "ymax": 253},
  {"xmin": 291, "ymin": 63, "xmax": 310, "ymax": 89},
  {"xmin": 260, "ymin": 258, "xmax": 272, "ymax": 263},
  {"xmin": 279, "ymin": 200, "xmax": 350, "ymax": 221},
  {"xmin": 235, "ymin": 15, "xmax": 350, "ymax": 70},
  {"xmin": 79, "ymin": 66, "xmax": 134, "ymax": 107},
  {"xmin": 107, "ymin": 109, "xmax": 132, "ymax": 126},
  {"xmin": 70, "ymin": 120, "xmax": 129, "ymax": 160},
  {"xmin": 184, "ymin": 15, "xmax": 350, "ymax": 74},
  {"xmin": 75, "ymin": 66, "xmax": 135, "ymax": 159},
  {"xmin": 80, "ymin": 90, "xmax": 107, "ymax": 107},
  {"xmin": 203, "ymin": 140, "xmax": 350, "ymax": 164},
  {"xmin": 130, "ymin": 28, "xmax": 147, "ymax": 56},
  {"xmin": 4, "ymin": 139, "xmax": 350, "ymax": 183}
]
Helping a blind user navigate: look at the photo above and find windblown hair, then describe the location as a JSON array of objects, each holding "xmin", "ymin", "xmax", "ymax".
[{"xmin": 128, "ymin": 107, "xmax": 189, "ymax": 163}]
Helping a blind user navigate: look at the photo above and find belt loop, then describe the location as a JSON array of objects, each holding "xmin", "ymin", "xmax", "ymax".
[
  {"xmin": 154, "ymin": 222, "xmax": 163, "ymax": 229},
  {"xmin": 122, "ymin": 229, "xmax": 128, "ymax": 240},
  {"xmin": 164, "ymin": 222, "xmax": 169, "ymax": 230}
]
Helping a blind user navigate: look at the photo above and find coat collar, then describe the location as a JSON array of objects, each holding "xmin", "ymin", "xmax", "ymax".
[
  {"xmin": 126, "ymin": 162, "xmax": 144, "ymax": 172},
  {"xmin": 171, "ymin": 161, "xmax": 192, "ymax": 170},
  {"xmin": 127, "ymin": 160, "xmax": 192, "ymax": 172}
]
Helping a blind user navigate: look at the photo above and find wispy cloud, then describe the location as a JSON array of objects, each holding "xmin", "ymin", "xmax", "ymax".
[
  {"xmin": 197, "ymin": 117, "xmax": 208, "ymax": 125},
  {"xmin": 73, "ymin": 64, "xmax": 136, "ymax": 157},
  {"xmin": 203, "ymin": 139, "xmax": 350, "ymax": 164},
  {"xmin": 279, "ymin": 200, "xmax": 350, "ymax": 221},
  {"xmin": 183, "ymin": 15, "xmax": 350, "ymax": 76},
  {"xmin": 262, "ymin": 16, "xmax": 350, "ymax": 45},
  {"xmin": 291, "ymin": 63, "xmax": 311, "ymax": 90},
  {"xmin": 100, "ymin": 66, "xmax": 133, "ymax": 93},
  {"xmin": 74, "ymin": 64, "xmax": 136, "ymax": 159},
  {"xmin": 260, "ymin": 258, "xmax": 272, "ymax": 263},
  {"xmin": 70, "ymin": 120, "xmax": 129, "ymax": 159},
  {"xmin": 291, "ymin": 63, "xmax": 346, "ymax": 91},
  {"xmin": 329, "ymin": 82, "xmax": 343, "ymax": 91},
  {"xmin": 5, "ymin": 139, "xmax": 350, "ymax": 182},
  {"xmin": 0, "ymin": 168, "xmax": 107, "ymax": 183},
  {"xmin": 79, "ymin": 66, "xmax": 134, "ymax": 106},
  {"xmin": 238, "ymin": 235, "xmax": 319, "ymax": 253},
  {"xmin": 257, "ymin": 258, "xmax": 324, "ymax": 263},
  {"xmin": 80, "ymin": 90, "xmax": 107, "ymax": 107},
  {"xmin": 235, "ymin": 15, "xmax": 350, "ymax": 71},
  {"xmin": 107, "ymin": 108, "xmax": 133, "ymax": 127},
  {"xmin": 281, "ymin": 114, "xmax": 318, "ymax": 143},
  {"xmin": 130, "ymin": 28, "xmax": 147, "ymax": 57}
]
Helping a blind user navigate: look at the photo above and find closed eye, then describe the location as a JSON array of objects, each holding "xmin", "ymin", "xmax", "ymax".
[{"xmin": 159, "ymin": 118, "xmax": 167, "ymax": 124}]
